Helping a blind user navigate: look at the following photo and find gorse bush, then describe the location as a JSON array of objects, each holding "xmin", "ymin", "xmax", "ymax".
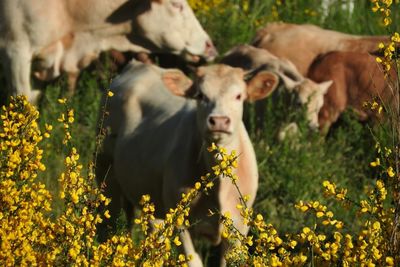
[
  {"xmin": 0, "ymin": 95, "xmax": 399, "ymax": 266},
  {"xmin": 0, "ymin": 96, "xmax": 198, "ymax": 266}
]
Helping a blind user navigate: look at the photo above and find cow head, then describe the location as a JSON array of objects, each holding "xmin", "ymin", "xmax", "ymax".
[
  {"xmin": 295, "ymin": 79, "xmax": 332, "ymax": 129},
  {"xmin": 134, "ymin": 0, "xmax": 217, "ymax": 62},
  {"xmin": 220, "ymin": 45, "xmax": 334, "ymax": 131},
  {"xmin": 162, "ymin": 64, "xmax": 279, "ymax": 145}
]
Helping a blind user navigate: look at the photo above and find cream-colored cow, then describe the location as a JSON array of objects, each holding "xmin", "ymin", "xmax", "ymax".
[
  {"xmin": 96, "ymin": 60, "xmax": 278, "ymax": 266},
  {"xmin": 0, "ymin": 0, "xmax": 217, "ymax": 103}
]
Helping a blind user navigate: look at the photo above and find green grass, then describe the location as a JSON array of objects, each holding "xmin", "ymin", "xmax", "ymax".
[{"xmin": 1, "ymin": 0, "xmax": 398, "ymax": 247}]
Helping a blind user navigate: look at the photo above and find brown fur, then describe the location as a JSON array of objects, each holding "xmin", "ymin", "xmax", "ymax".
[
  {"xmin": 252, "ymin": 22, "xmax": 391, "ymax": 76},
  {"xmin": 307, "ymin": 51, "xmax": 399, "ymax": 131},
  {"xmin": 220, "ymin": 44, "xmax": 332, "ymax": 130}
]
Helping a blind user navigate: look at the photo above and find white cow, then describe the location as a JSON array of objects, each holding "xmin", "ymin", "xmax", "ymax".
[
  {"xmin": 0, "ymin": 0, "xmax": 217, "ymax": 103},
  {"xmin": 96, "ymin": 60, "xmax": 279, "ymax": 266}
]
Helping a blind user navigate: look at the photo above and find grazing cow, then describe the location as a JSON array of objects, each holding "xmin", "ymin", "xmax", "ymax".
[
  {"xmin": 96, "ymin": 60, "xmax": 279, "ymax": 266},
  {"xmin": 0, "ymin": 0, "xmax": 217, "ymax": 103},
  {"xmin": 220, "ymin": 45, "xmax": 332, "ymax": 130},
  {"xmin": 252, "ymin": 22, "xmax": 391, "ymax": 76},
  {"xmin": 307, "ymin": 51, "xmax": 399, "ymax": 131}
]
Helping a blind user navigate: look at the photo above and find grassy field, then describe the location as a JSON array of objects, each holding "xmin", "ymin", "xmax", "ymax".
[{"xmin": 1, "ymin": 0, "xmax": 399, "ymax": 264}]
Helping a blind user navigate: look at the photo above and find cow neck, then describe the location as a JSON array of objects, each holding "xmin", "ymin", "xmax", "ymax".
[
  {"xmin": 197, "ymin": 130, "xmax": 242, "ymax": 175},
  {"xmin": 64, "ymin": 0, "xmax": 147, "ymax": 30},
  {"xmin": 217, "ymin": 122, "xmax": 258, "ymax": 212}
]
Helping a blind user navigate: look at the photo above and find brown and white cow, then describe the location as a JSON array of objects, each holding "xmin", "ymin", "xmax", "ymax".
[
  {"xmin": 252, "ymin": 22, "xmax": 390, "ymax": 76},
  {"xmin": 307, "ymin": 51, "xmax": 399, "ymax": 132},
  {"xmin": 220, "ymin": 45, "xmax": 332, "ymax": 130},
  {"xmin": 0, "ymin": 0, "xmax": 217, "ymax": 103},
  {"xmin": 95, "ymin": 60, "xmax": 278, "ymax": 266}
]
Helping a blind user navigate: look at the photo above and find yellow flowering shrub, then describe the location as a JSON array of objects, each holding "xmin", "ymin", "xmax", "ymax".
[
  {"xmin": 0, "ymin": 96, "xmax": 193, "ymax": 266},
  {"xmin": 0, "ymin": 96, "xmax": 246, "ymax": 266},
  {"xmin": 214, "ymin": 155, "xmax": 398, "ymax": 266},
  {"xmin": 0, "ymin": 96, "xmax": 52, "ymax": 266},
  {"xmin": 187, "ymin": 0, "xmax": 269, "ymax": 29},
  {"xmin": 373, "ymin": 0, "xmax": 400, "ymax": 73},
  {"xmin": 0, "ymin": 85, "xmax": 399, "ymax": 267},
  {"xmin": 188, "ymin": 0, "xmax": 225, "ymax": 13}
]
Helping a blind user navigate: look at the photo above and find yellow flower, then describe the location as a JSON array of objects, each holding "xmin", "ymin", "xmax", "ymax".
[
  {"xmin": 173, "ymin": 236, "xmax": 182, "ymax": 246},
  {"xmin": 387, "ymin": 166, "xmax": 395, "ymax": 177},
  {"xmin": 104, "ymin": 210, "xmax": 111, "ymax": 219},
  {"xmin": 372, "ymin": 221, "xmax": 381, "ymax": 230},
  {"xmin": 370, "ymin": 158, "xmax": 380, "ymax": 167},
  {"xmin": 386, "ymin": 256, "xmax": 394, "ymax": 266},
  {"xmin": 178, "ymin": 254, "xmax": 186, "ymax": 262},
  {"xmin": 194, "ymin": 182, "xmax": 201, "ymax": 190},
  {"xmin": 207, "ymin": 142, "xmax": 217, "ymax": 152},
  {"xmin": 392, "ymin": 32, "xmax": 400, "ymax": 42}
]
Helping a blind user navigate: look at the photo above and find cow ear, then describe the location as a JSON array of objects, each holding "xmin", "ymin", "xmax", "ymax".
[
  {"xmin": 162, "ymin": 70, "xmax": 193, "ymax": 97},
  {"xmin": 318, "ymin": 80, "xmax": 333, "ymax": 95},
  {"xmin": 246, "ymin": 71, "xmax": 279, "ymax": 101}
]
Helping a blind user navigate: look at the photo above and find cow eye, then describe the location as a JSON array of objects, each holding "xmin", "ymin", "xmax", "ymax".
[
  {"xmin": 171, "ymin": 1, "xmax": 183, "ymax": 11},
  {"xmin": 236, "ymin": 94, "xmax": 242, "ymax": 101}
]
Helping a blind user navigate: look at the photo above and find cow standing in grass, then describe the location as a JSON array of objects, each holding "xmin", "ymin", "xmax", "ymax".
[
  {"xmin": 0, "ymin": 0, "xmax": 217, "ymax": 103},
  {"xmin": 96, "ymin": 60, "xmax": 278, "ymax": 266}
]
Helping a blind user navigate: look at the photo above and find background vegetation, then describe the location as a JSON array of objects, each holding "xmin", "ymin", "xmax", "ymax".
[
  {"xmin": 27, "ymin": 0, "xmax": 397, "ymax": 230},
  {"xmin": 0, "ymin": 0, "xmax": 399, "ymax": 265}
]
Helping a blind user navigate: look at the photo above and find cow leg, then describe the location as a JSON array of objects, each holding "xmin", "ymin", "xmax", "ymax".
[
  {"xmin": 180, "ymin": 229, "xmax": 204, "ymax": 267},
  {"xmin": 123, "ymin": 199, "xmax": 134, "ymax": 230},
  {"xmin": 218, "ymin": 239, "xmax": 230, "ymax": 267},
  {"xmin": 67, "ymin": 72, "xmax": 79, "ymax": 96},
  {"xmin": 2, "ymin": 43, "xmax": 41, "ymax": 103},
  {"xmin": 206, "ymin": 242, "xmax": 227, "ymax": 267}
]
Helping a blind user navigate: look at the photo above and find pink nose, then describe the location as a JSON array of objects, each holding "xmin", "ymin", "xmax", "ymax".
[
  {"xmin": 205, "ymin": 40, "xmax": 218, "ymax": 61},
  {"xmin": 208, "ymin": 115, "xmax": 230, "ymax": 132}
]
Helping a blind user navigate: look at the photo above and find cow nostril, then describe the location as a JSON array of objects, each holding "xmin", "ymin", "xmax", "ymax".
[
  {"xmin": 205, "ymin": 40, "xmax": 213, "ymax": 49},
  {"xmin": 224, "ymin": 117, "xmax": 230, "ymax": 126},
  {"xmin": 204, "ymin": 40, "xmax": 218, "ymax": 61},
  {"xmin": 208, "ymin": 116, "xmax": 216, "ymax": 126}
]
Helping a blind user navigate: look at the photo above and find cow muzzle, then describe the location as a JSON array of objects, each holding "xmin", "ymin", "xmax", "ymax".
[
  {"xmin": 183, "ymin": 40, "xmax": 218, "ymax": 63},
  {"xmin": 204, "ymin": 40, "xmax": 218, "ymax": 62},
  {"xmin": 207, "ymin": 115, "xmax": 231, "ymax": 134}
]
